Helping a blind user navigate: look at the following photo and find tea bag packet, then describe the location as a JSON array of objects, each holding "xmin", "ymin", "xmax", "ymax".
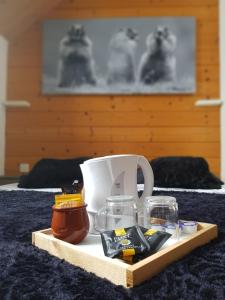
[
  {"xmin": 139, "ymin": 227, "xmax": 172, "ymax": 257},
  {"xmin": 55, "ymin": 180, "xmax": 85, "ymax": 208},
  {"xmin": 100, "ymin": 226, "xmax": 150, "ymax": 259},
  {"xmin": 55, "ymin": 193, "xmax": 84, "ymax": 208},
  {"xmin": 125, "ymin": 227, "xmax": 172, "ymax": 263}
]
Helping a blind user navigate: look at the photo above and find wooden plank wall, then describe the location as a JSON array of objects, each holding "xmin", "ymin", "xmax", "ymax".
[{"xmin": 6, "ymin": 0, "xmax": 220, "ymax": 176}]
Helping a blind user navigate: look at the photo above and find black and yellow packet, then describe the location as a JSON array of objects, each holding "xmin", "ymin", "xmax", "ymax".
[
  {"xmin": 100, "ymin": 225, "xmax": 171, "ymax": 264},
  {"xmin": 100, "ymin": 226, "xmax": 149, "ymax": 259},
  {"xmin": 137, "ymin": 227, "xmax": 172, "ymax": 260}
]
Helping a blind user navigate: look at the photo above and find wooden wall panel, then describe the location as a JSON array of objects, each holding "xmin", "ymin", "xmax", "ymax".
[
  {"xmin": 6, "ymin": 0, "xmax": 220, "ymax": 177},
  {"xmin": 6, "ymin": 110, "xmax": 219, "ymax": 127},
  {"xmin": 6, "ymin": 127, "xmax": 219, "ymax": 143}
]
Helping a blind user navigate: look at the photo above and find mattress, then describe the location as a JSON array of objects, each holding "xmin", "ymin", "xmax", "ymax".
[{"xmin": 1, "ymin": 182, "xmax": 225, "ymax": 194}]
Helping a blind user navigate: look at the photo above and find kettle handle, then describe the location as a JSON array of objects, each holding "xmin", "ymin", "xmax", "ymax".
[{"xmin": 137, "ymin": 156, "xmax": 154, "ymax": 202}]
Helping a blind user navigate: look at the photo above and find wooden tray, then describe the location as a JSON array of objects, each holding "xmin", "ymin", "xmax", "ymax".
[{"xmin": 32, "ymin": 222, "xmax": 217, "ymax": 288}]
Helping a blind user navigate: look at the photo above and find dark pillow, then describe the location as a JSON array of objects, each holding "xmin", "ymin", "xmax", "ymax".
[
  {"xmin": 18, "ymin": 157, "xmax": 91, "ymax": 188},
  {"xmin": 150, "ymin": 156, "xmax": 223, "ymax": 189}
]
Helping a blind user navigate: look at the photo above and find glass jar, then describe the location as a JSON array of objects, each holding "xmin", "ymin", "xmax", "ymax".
[
  {"xmin": 51, "ymin": 204, "xmax": 89, "ymax": 244},
  {"xmin": 95, "ymin": 195, "xmax": 137, "ymax": 232},
  {"xmin": 144, "ymin": 196, "xmax": 178, "ymax": 238}
]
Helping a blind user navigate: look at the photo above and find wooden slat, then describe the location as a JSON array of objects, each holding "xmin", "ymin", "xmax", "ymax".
[
  {"xmin": 4, "ymin": 97, "xmax": 220, "ymax": 113},
  {"xmin": 91, "ymin": 127, "xmax": 220, "ymax": 143},
  {"xmin": 6, "ymin": 140, "xmax": 219, "ymax": 158},
  {"xmin": 7, "ymin": 83, "xmax": 41, "ymax": 99},
  {"xmin": 60, "ymin": 0, "xmax": 218, "ymax": 9},
  {"xmin": 9, "ymin": 55, "xmax": 41, "ymax": 67},
  {"xmin": 6, "ymin": 126, "xmax": 220, "ymax": 143},
  {"xmin": 6, "ymin": 111, "xmax": 219, "ymax": 128},
  {"xmin": 196, "ymin": 51, "xmax": 219, "ymax": 65},
  {"xmin": 206, "ymin": 158, "xmax": 220, "ymax": 176},
  {"xmin": 50, "ymin": 7, "xmax": 218, "ymax": 20}
]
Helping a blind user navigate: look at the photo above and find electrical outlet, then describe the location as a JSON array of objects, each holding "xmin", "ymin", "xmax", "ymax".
[{"xmin": 19, "ymin": 163, "xmax": 30, "ymax": 173}]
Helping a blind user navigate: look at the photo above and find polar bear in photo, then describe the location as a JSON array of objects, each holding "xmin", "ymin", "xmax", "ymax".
[
  {"xmin": 138, "ymin": 26, "xmax": 177, "ymax": 84},
  {"xmin": 107, "ymin": 28, "xmax": 138, "ymax": 85},
  {"xmin": 57, "ymin": 24, "xmax": 97, "ymax": 87}
]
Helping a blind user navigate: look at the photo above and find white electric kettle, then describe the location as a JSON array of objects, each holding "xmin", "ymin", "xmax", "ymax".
[{"xmin": 80, "ymin": 154, "xmax": 154, "ymax": 233}]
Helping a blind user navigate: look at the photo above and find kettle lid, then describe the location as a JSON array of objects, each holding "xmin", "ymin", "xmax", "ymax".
[{"xmin": 83, "ymin": 154, "xmax": 140, "ymax": 164}]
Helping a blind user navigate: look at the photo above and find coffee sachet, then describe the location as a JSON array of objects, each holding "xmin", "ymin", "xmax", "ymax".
[
  {"xmin": 100, "ymin": 226, "xmax": 150, "ymax": 258},
  {"xmin": 124, "ymin": 227, "xmax": 172, "ymax": 263},
  {"xmin": 139, "ymin": 227, "xmax": 172, "ymax": 257}
]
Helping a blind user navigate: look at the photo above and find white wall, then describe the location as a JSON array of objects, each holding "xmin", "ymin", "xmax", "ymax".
[
  {"xmin": 220, "ymin": 0, "xmax": 225, "ymax": 181},
  {"xmin": 0, "ymin": 36, "xmax": 8, "ymax": 176}
]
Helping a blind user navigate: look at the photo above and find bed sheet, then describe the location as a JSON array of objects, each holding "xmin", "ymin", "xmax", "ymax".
[{"xmin": 0, "ymin": 183, "xmax": 61, "ymax": 193}]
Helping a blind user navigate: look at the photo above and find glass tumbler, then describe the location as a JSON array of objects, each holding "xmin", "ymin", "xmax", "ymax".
[
  {"xmin": 144, "ymin": 196, "xmax": 178, "ymax": 238},
  {"xmin": 95, "ymin": 195, "xmax": 138, "ymax": 232}
]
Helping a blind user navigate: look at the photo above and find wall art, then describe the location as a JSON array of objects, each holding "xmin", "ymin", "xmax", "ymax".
[{"xmin": 42, "ymin": 17, "xmax": 196, "ymax": 95}]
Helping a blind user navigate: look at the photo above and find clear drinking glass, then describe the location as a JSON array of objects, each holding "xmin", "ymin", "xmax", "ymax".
[
  {"xmin": 143, "ymin": 196, "xmax": 178, "ymax": 238},
  {"xmin": 95, "ymin": 195, "xmax": 137, "ymax": 232}
]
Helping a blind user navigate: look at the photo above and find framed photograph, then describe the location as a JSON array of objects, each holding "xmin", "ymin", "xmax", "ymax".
[{"xmin": 42, "ymin": 17, "xmax": 196, "ymax": 95}]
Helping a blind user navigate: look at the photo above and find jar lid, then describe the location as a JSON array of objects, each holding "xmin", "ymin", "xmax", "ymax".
[
  {"xmin": 106, "ymin": 195, "xmax": 134, "ymax": 202},
  {"xmin": 144, "ymin": 196, "xmax": 177, "ymax": 204}
]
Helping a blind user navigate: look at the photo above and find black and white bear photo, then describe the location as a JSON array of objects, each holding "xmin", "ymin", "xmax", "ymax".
[
  {"xmin": 138, "ymin": 26, "xmax": 177, "ymax": 85},
  {"xmin": 42, "ymin": 17, "xmax": 195, "ymax": 94},
  {"xmin": 57, "ymin": 24, "xmax": 97, "ymax": 88},
  {"xmin": 107, "ymin": 28, "xmax": 138, "ymax": 85}
]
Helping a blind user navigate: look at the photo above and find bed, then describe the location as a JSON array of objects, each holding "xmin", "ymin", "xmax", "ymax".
[{"xmin": 1, "ymin": 182, "xmax": 225, "ymax": 300}]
